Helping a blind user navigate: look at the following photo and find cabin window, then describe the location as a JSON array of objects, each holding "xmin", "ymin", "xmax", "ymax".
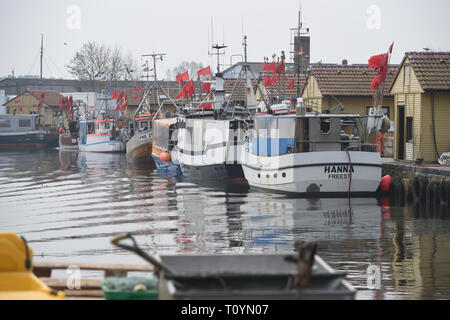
[
  {"xmin": 105, "ymin": 123, "xmax": 110, "ymax": 129},
  {"xmin": 53, "ymin": 111, "xmax": 57, "ymax": 117},
  {"xmin": 404, "ymin": 64, "xmax": 410, "ymax": 87},
  {"xmin": 0, "ymin": 119, "xmax": 11, "ymax": 128},
  {"xmin": 19, "ymin": 119, "xmax": 31, "ymax": 127},
  {"xmin": 320, "ymin": 118, "xmax": 331, "ymax": 134},
  {"xmin": 140, "ymin": 121, "xmax": 149, "ymax": 131}
]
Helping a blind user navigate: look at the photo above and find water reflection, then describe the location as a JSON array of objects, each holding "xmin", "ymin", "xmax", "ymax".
[{"xmin": 0, "ymin": 150, "xmax": 449, "ymax": 299}]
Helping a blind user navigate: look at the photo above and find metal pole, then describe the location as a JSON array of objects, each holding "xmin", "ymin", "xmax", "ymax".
[{"xmin": 40, "ymin": 34, "xmax": 43, "ymax": 79}]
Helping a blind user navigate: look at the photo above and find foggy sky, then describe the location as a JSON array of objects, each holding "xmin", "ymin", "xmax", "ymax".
[{"xmin": 0, "ymin": 0, "xmax": 449, "ymax": 80}]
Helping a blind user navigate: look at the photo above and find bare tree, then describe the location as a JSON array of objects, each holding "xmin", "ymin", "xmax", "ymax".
[
  {"xmin": 66, "ymin": 41, "xmax": 138, "ymax": 81},
  {"xmin": 166, "ymin": 61, "xmax": 204, "ymax": 80}
]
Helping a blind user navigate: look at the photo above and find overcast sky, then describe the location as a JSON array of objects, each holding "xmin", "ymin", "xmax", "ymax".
[{"xmin": 1, "ymin": 0, "xmax": 449, "ymax": 80}]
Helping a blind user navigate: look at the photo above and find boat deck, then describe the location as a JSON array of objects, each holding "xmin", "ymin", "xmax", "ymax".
[{"xmin": 33, "ymin": 262, "xmax": 154, "ymax": 300}]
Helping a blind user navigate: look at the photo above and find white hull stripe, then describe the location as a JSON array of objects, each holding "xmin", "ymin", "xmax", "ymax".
[{"xmin": 242, "ymin": 162, "xmax": 382, "ymax": 171}]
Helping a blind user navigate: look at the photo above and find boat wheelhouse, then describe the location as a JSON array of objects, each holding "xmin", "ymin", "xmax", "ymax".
[
  {"xmin": 59, "ymin": 121, "xmax": 79, "ymax": 150},
  {"xmin": 78, "ymin": 118, "xmax": 125, "ymax": 153},
  {"xmin": 241, "ymin": 108, "xmax": 383, "ymax": 196}
]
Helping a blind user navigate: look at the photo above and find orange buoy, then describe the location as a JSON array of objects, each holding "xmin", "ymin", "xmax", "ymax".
[
  {"xmin": 160, "ymin": 151, "xmax": 171, "ymax": 163},
  {"xmin": 379, "ymin": 175, "xmax": 392, "ymax": 193}
]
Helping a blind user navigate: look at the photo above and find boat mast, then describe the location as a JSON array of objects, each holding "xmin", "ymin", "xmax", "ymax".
[{"xmin": 40, "ymin": 34, "xmax": 44, "ymax": 80}]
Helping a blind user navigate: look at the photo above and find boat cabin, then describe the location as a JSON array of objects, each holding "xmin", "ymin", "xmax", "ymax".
[
  {"xmin": 79, "ymin": 119, "xmax": 118, "ymax": 144},
  {"xmin": 250, "ymin": 114, "xmax": 368, "ymax": 156},
  {"xmin": 0, "ymin": 114, "xmax": 41, "ymax": 133},
  {"xmin": 152, "ymin": 118, "xmax": 178, "ymax": 156}
]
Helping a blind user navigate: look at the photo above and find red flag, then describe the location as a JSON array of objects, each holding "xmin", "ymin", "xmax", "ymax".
[
  {"xmin": 176, "ymin": 72, "xmax": 189, "ymax": 83},
  {"xmin": 264, "ymin": 76, "xmax": 272, "ymax": 87},
  {"xmin": 197, "ymin": 66, "xmax": 211, "ymax": 77},
  {"xmin": 287, "ymin": 79, "xmax": 295, "ymax": 89},
  {"xmin": 201, "ymin": 81, "xmax": 211, "ymax": 95},
  {"xmin": 371, "ymin": 68, "xmax": 388, "ymax": 91},
  {"xmin": 388, "ymin": 42, "xmax": 394, "ymax": 54},
  {"xmin": 368, "ymin": 54, "xmax": 388, "ymax": 72},
  {"xmin": 59, "ymin": 98, "xmax": 63, "ymax": 109},
  {"xmin": 134, "ymin": 85, "xmax": 142, "ymax": 92},
  {"xmin": 19, "ymin": 106, "xmax": 23, "ymax": 112},
  {"xmin": 115, "ymin": 104, "xmax": 120, "ymax": 112},
  {"xmin": 176, "ymin": 89, "xmax": 186, "ymax": 99},
  {"xmin": 68, "ymin": 96, "xmax": 73, "ymax": 108},
  {"xmin": 262, "ymin": 62, "xmax": 269, "ymax": 71},
  {"xmin": 14, "ymin": 98, "xmax": 20, "ymax": 104},
  {"xmin": 186, "ymin": 80, "xmax": 195, "ymax": 97},
  {"xmin": 111, "ymin": 89, "xmax": 118, "ymax": 99},
  {"xmin": 40, "ymin": 92, "xmax": 46, "ymax": 99}
]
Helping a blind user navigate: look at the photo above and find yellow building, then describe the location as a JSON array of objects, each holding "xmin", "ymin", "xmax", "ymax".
[
  {"xmin": 389, "ymin": 52, "xmax": 450, "ymax": 162},
  {"xmin": 302, "ymin": 64, "xmax": 398, "ymax": 118},
  {"xmin": 4, "ymin": 90, "xmax": 66, "ymax": 133}
]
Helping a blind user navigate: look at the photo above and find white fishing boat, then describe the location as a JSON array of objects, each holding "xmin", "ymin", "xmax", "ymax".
[
  {"xmin": 78, "ymin": 118, "xmax": 125, "ymax": 153},
  {"xmin": 241, "ymin": 100, "xmax": 388, "ymax": 196},
  {"xmin": 175, "ymin": 37, "xmax": 263, "ymax": 182}
]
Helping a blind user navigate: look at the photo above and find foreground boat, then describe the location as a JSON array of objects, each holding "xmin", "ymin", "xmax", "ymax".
[
  {"xmin": 0, "ymin": 114, "xmax": 57, "ymax": 149},
  {"xmin": 0, "ymin": 232, "xmax": 65, "ymax": 300},
  {"xmin": 78, "ymin": 118, "xmax": 125, "ymax": 153},
  {"xmin": 242, "ymin": 103, "xmax": 385, "ymax": 196},
  {"xmin": 112, "ymin": 234, "xmax": 356, "ymax": 300}
]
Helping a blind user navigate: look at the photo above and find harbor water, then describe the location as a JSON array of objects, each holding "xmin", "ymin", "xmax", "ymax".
[{"xmin": 0, "ymin": 149, "xmax": 449, "ymax": 300}]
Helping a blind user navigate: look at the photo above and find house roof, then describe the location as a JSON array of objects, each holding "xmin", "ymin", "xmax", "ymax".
[
  {"xmin": 6, "ymin": 90, "xmax": 65, "ymax": 107},
  {"xmin": 390, "ymin": 51, "xmax": 450, "ymax": 92},
  {"xmin": 307, "ymin": 64, "xmax": 399, "ymax": 97}
]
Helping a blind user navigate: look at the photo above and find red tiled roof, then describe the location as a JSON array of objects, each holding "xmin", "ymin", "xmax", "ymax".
[
  {"xmin": 27, "ymin": 90, "xmax": 65, "ymax": 106},
  {"xmin": 395, "ymin": 52, "xmax": 450, "ymax": 91},
  {"xmin": 307, "ymin": 64, "xmax": 399, "ymax": 97}
]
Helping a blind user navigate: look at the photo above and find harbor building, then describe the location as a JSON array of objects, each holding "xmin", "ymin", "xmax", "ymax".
[
  {"xmin": 389, "ymin": 51, "xmax": 450, "ymax": 163},
  {"xmin": 4, "ymin": 90, "xmax": 66, "ymax": 133}
]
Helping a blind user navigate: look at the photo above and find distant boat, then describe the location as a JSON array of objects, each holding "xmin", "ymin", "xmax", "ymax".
[
  {"xmin": 78, "ymin": 118, "xmax": 125, "ymax": 153},
  {"xmin": 58, "ymin": 121, "xmax": 79, "ymax": 150},
  {"xmin": 0, "ymin": 114, "xmax": 57, "ymax": 149}
]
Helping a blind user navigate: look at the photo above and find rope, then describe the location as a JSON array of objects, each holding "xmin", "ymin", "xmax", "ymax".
[{"xmin": 344, "ymin": 149, "xmax": 352, "ymax": 200}]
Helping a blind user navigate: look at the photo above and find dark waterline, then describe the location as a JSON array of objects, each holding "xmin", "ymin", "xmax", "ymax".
[{"xmin": 0, "ymin": 149, "xmax": 449, "ymax": 300}]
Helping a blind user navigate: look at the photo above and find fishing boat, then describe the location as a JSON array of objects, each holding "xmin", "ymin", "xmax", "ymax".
[
  {"xmin": 0, "ymin": 114, "xmax": 55, "ymax": 149},
  {"xmin": 58, "ymin": 121, "xmax": 79, "ymax": 150},
  {"xmin": 125, "ymin": 113, "xmax": 153, "ymax": 164},
  {"xmin": 151, "ymin": 117, "xmax": 181, "ymax": 171},
  {"xmin": 241, "ymin": 101, "xmax": 388, "ymax": 196},
  {"xmin": 175, "ymin": 38, "xmax": 263, "ymax": 182},
  {"xmin": 78, "ymin": 118, "xmax": 125, "ymax": 153}
]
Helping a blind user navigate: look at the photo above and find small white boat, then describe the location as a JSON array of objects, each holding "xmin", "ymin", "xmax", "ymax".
[
  {"xmin": 241, "ymin": 104, "xmax": 384, "ymax": 197},
  {"xmin": 78, "ymin": 118, "xmax": 125, "ymax": 153}
]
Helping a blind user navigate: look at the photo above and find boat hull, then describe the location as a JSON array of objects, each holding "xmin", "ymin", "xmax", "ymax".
[
  {"xmin": 126, "ymin": 130, "xmax": 153, "ymax": 164},
  {"xmin": 176, "ymin": 117, "xmax": 247, "ymax": 181},
  {"xmin": 242, "ymin": 151, "xmax": 382, "ymax": 196},
  {"xmin": 59, "ymin": 133, "xmax": 79, "ymax": 150},
  {"xmin": 0, "ymin": 131, "xmax": 48, "ymax": 149},
  {"xmin": 79, "ymin": 139, "xmax": 125, "ymax": 153}
]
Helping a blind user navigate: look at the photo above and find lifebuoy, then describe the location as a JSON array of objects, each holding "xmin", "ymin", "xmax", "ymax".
[
  {"xmin": 425, "ymin": 182, "xmax": 440, "ymax": 207},
  {"xmin": 439, "ymin": 181, "xmax": 449, "ymax": 207}
]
